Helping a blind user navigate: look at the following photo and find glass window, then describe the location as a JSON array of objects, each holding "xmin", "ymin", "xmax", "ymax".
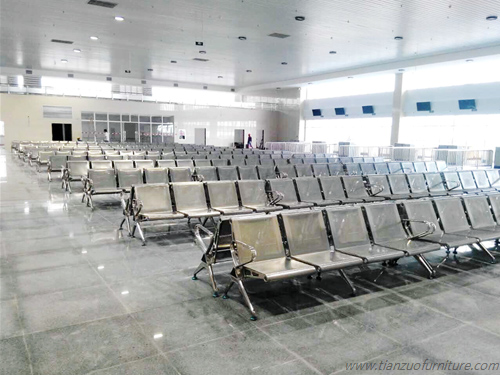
[
  {"xmin": 109, "ymin": 114, "xmax": 120, "ymax": 122},
  {"xmin": 95, "ymin": 113, "xmax": 107, "ymax": 121},
  {"xmin": 121, "ymin": 114, "xmax": 130, "ymax": 121},
  {"xmin": 95, "ymin": 121, "xmax": 108, "ymax": 141},
  {"xmin": 81, "ymin": 112, "xmax": 94, "ymax": 120},
  {"xmin": 139, "ymin": 116, "xmax": 150, "ymax": 123},
  {"xmin": 81, "ymin": 120, "xmax": 94, "ymax": 141}
]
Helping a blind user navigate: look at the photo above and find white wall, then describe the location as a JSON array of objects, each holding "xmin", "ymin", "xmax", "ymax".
[{"xmin": 0, "ymin": 94, "xmax": 279, "ymax": 148}]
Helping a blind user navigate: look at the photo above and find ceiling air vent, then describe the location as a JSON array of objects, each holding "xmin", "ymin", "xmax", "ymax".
[
  {"xmin": 43, "ymin": 106, "xmax": 73, "ymax": 119},
  {"xmin": 68, "ymin": 73, "xmax": 74, "ymax": 78},
  {"xmin": 106, "ymin": 76, "xmax": 112, "ymax": 81},
  {"xmin": 51, "ymin": 39, "xmax": 73, "ymax": 44},
  {"xmin": 193, "ymin": 58, "xmax": 209, "ymax": 62},
  {"xmin": 268, "ymin": 33, "xmax": 290, "ymax": 39},
  {"xmin": 87, "ymin": 0, "xmax": 117, "ymax": 8},
  {"xmin": 173, "ymin": 83, "xmax": 179, "ymax": 87},
  {"xmin": 141, "ymin": 80, "xmax": 147, "ymax": 84},
  {"xmin": 111, "ymin": 84, "xmax": 121, "ymax": 93},
  {"xmin": 25, "ymin": 69, "xmax": 33, "ymax": 75},
  {"xmin": 24, "ymin": 75, "xmax": 41, "ymax": 88},
  {"xmin": 8, "ymin": 76, "xmax": 20, "ymax": 86},
  {"xmin": 231, "ymin": 88, "xmax": 235, "ymax": 92},
  {"xmin": 203, "ymin": 86, "xmax": 208, "ymax": 90}
]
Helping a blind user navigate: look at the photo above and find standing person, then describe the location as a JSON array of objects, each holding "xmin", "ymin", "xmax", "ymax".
[
  {"xmin": 247, "ymin": 133, "xmax": 253, "ymax": 149},
  {"xmin": 103, "ymin": 128, "xmax": 110, "ymax": 142}
]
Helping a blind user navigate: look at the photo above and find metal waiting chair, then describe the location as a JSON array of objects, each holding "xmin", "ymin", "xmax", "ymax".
[
  {"xmin": 360, "ymin": 163, "xmax": 377, "ymax": 175},
  {"xmin": 117, "ymin": 169, "xmax": 143, "ymax": 193},
  {"xmin": 35, "ymin": 151, "xmax": 55, "ymax": 172},
  {"xmin": 256, "ymin": 165, "xmax": 276, "ymax": 180},
  {"xmin": 217, "ymin": 166, "xmax": 238, "ymax": 181},
  {"xmin": 436, "ymin": 160, "xmax": 447, "ymax": 172},
  {"xmin": 462, "ymin": 195, "xmax": 500, "ymax": 238},
  {"xmin": 425, "ymin": 161, "xmax": 438, "ymax": 172},
  {"xmin": 206, "ymin": 181, "xmax": 253, "ymax": 215},
  {"xmin": 259, "ymin": 158, "xmax": 274, "ymax": 166},
  {"xmin": 295, "ymin": 164, "xmax": 314, "ymax": 178},
  {"xmin": 113, "ymin": 160, "xmax": 135, "ymax": 171},
  {"xmin": 294, "ymin": 177, "xmax": 340, "ymax": 206},
  {"xmin": 374, "ymin": 162, "xmax": 389, "ymax": 174},
  {"xmin": 401, "ymin": 162, "xmax": 415, "ymax": 173},
  {"xmin": 193, "ymin": 167, "xmax": 218, "ymax": 182},
  {"xmin": 171, "ymin": 182, "xmax": 220, "ymax": 224},
  {"xmin": 62, "ymin": 161, "xmax": 90, "ymax": 192},
  {"xmin": 82, "ymin": 169, "xmax": 121, "ymax": 209},
  {"xmin": 194, "ymin": 159, "xmax": 211, "ymax": 167},
  {"xmin": 237, "ymin": 180, "xmax": 283, "ymax": 213},
  {"xmin": 144, "ymin": 168, "xmax": 169, "ymax": 184},
  {"xmin": 176, "ymin": 159, "xmax": 195, "ymax": 168},
  {"xmin": 318, "ymin": 176, "xmax": 358, "ymax": 204},
  {"xmin": 277, "ymin": 164, "xmax": 297, "ymax": 178},
  {"xmin": 387, "ymin": 174, "xmax": 413, "ymax": 199},
  {"xmin": 441, "ymin": 172, "xmax": 466, "ymax": 195},
  {"xmin": 169, "ymin": 167, "xmax": 193, "ymax": 182},
  {"xmin": 342, "ymin": 176, "xmax": 385, "ymax": 203},
  {"xmin": 211, "ymin": 159, "xmax": 229, "ymax": 167},
  {"xmin": 312, "ymin": 163, "xmax": 330, "ymax": 177},
  {"xmin": 222, "ymin": 214, "xmax": 317, "ymax": 319},
  {"xmin": 134, "ymin": 160, "xmax": 155, "ymax": 170},
  {"xmin": 388, "ymin": 162, "xmax": 404, "ymax": 174},
  {"xmin": 328, "ymin": 163, "xmax": 345, "ymax": 176},
  {"xmin": 366, "ymin": 175, "xmax": 392, "ymax": 199},
  {"xmin": 345, "ymin": 163, "xmax": 362, "ymax": 176},
  {"xmin": 472, "ymin": 170, "xmax": 495, "ymax": 192},
  {"xmin": 91, "ymin": 160, "xmax": 113, "ymax": 170},
  {"xmin": 413, "ymin": 162, "xmax": 427, "ymax": 173},
  {"xmin": 457, "ymin": 171, "xmax": 482, "ymax": 194},
  {"xmin": 486, "ymin": 170, "xmax": 500, "ymax": 190},
  {"xmin": 47, "ymin": 155, "xmax": 67, "ymax": 182},
  {"xmin": 424, "ymin": 173, "xmax": 449, "ymax": 196},
  {"xmin": 406, "ymin": 173, "xmax": 430, "ymax": 198},
  {"xmin": 237, "ymin": 166, "xmax": 259, "ymax": 180},
  {"xmin": 157, "ymin": 160, "xmax": 176, "ymax": 168},
  {"xmin": 267, "ymin": 179, "xmax": 314, "ymax": 209}
]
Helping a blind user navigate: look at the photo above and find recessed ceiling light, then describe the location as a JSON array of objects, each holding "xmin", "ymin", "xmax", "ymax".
[
  {"xmin": 348, "ymin": 76, "xmax": 353, "ymax": 79},
  {"xmin": 90, "ymin": 36, "xmax": 99, "ymax": 40},
  {"xmin": 199, "ymin": 51, "xmax": 206, "ymax": 54},
  {"xmin": 73, "ymin": 49, "xmax": 81, "ymax": 53},
  {"xmin": 195, "ymin": 41, "xmax": 203, "ymax": 46},
  {"xmin": 276, "ymin": 87, "xmax": 281, "ymax": 90},
  {"xmin": 466, "ymin": 59, "xmax": 474, "ymax": 62},
  {"xmin": 308, "ymin": 82, "xmax": 312, "ymax": 85},
  {"xmin": 125, "ymin": 69, "xmax": 131, "ymax": 73},
  {"xmin": 114, "ymin": 16, "xmax": 124, "ymax": 21},
  {"xmin": 295, "ymin": 16, "xmax": 305, "ymax": 21},
  {"xmin": 238, "ymin": 36, "xmax": 247, "ymax": 40},
  {"xmin": 281, "ymin": 62, "xmax": 288, "ymax": 65},
  {"xmin": 246, "ymin": 70, "xmax": 252, "ymax": 73},
  {"xmin": 61, "ymin": 59, "xmax": 68, "ymax": 63},
  {"xmin": 398, "ymin": 68, "xmax": 405, "ymax": 72},
  {"xmin": 218, "ymin": 76, "xmax": 223, "ymax": 78},
  {"xmin": 171, "ymin": 60, "xmax": 177, "ymax": 63},
  {"xmin": 329, "ymin": 51, "xmax": 337, "ymax": 54},
  {"xmin": 394, "ymin": 36, "xmax": 404, "ymax": 40},
  {"xmin": 486, "ymin": 15, "xmax": 498, "ymax": 21},
  {"xmin": 148, "ymin": 68, "xmax": 153, "ymax": 71}
]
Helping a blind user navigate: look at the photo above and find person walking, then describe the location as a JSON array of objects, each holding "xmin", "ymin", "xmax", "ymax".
[
  {"xmin": 247, "ymin": 133, "xmax": 253, "ymax": 148},
  {"xmin": 103, "ymin": 129, "xmax": 110, "ymax": 142}
]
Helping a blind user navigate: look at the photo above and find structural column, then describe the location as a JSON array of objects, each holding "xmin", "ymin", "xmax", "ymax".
[{"xmin": 390, "ymin": 72, "xmax": 404, "ymax": 145}]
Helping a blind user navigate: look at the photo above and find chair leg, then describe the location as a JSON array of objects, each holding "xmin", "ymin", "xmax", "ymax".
[
  {"xmin": 235, "ymin": 278, "xmax": 257, "ymax": 320},
  {"xmin": 192, "ymin": 262, "xmax": 206, "ymax": 280},
  {"xmin": 88, "ymin": 195, "xmax": 94, "ymax": 210},
  {"xmin": 413, "ymin": 254, "xmax": 436, "ymax": 279},
  {"xmin": 338, "ymin": 269, "xmax": 356, "ymax": 296},
  {"xmin": 119, "ymin": 218, "xmax": 126, "ymax": 230},
  {"xmin": 373, "ymin": 262, "xmax": 387, "ymax": 283},
  {"xmin": 47, "ymin": 171, "xmax": 51, "ymax": 182},
  {"xmin": 81, "ymin": 192, "xmax": 86, "ymax": 203},
  {"xmin": 136, "ymin": 222, "xmax": 146, "ymax": 245},
  {"xmin": 131, "ymin": 223, "xmax": 137, "ymax": 237},
  {"xmin": 206, "ymin": 264, "xmax": 218, "ymax": 296},
  {"xmin": 476, "ymin": 242, "xmax": 496, "ymax": 263}
]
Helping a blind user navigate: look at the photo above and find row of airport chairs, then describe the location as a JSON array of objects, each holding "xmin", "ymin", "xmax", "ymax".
[{"xmin": 193, "ymin": 194, "xmax": 500, "ymax": 319}]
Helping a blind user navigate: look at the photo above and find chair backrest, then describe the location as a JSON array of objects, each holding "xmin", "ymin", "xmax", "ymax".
[
  {"xmin": 295, "ymin": 164, "xmax": 313, "ymax": 177},
  {"xmin": 91, "ymin": 160, "xmax": 113, "ymax": 170},
  {"xmin": 217, "ymin": 166, "xmax": 238, "ymax": 181},
  {"xmin": 157, "ymin": 160, "xmax": 176, "ymax": 168},
  {"xmin": 104, "ymin": 150, "xmax": 119, "ymax": 155},
  {"xmin": 345, "ymin": 163, "xmax": 362, "ymax": 176},
  {"xmin": 363, "ymin": 157, "xmax": 374, "ymax": 163},
  {"xmin": 194, "ymin": 159, "xmax": 211, "ymax": 167},
  {"xmin": 134, "ymin": 184, "xmax": 173, "ymax": 213},
  {"xmin": 433, "ymin": 197, "xmax": 470, "ymax": 233},
  {"xmin": 388, "ymin": 174, "xmax": 410, "ymax": 195},
  {"xmin": 462, "ymin": 195, "xmax": 496, "ymax": 229},
  {"xmin": 472, "ymin": 170, "xmax": 491, "ymax": 189},
  {"xmin": 172, "ymin": 182, "xmax": 209, "ymax": 212},
  {"xmin": 366, "ymin": 175, "xmax": 391, "ymax": 197},
  {"xmin": 273, "ymin": 158, "xmax": 287, "ymax": 166},
  {"xmin": 486, "ymin": 169, "xmax": 500, "ymax": 188},
  {"xmin": 435, "ymin": 160, "xmax": 447, "ymax": 171},
  {"xmin": 114, "ymin": 160, "xmax": 135, "ymax": 171},
  {"xmin": 387, "ymin": 162, "xmax": 403, "ymax": 174},
  {"xmin": 424, "ymin": 173, "xmax": 446, "ymax": 193},
  {"xmin": 402, "ymin": 199, "xmax": 444, "ymax": 236},
  {"xmin": 268, "ymin": 179, "xmax": 299, "ymax": 204},
  {"xmin": 206, "ymin": 181, "xmax": 240, "ymax": 208},
  {"xmin": 277, "ymin": 164, "xmax": 297, "ymax": 178},
  {"xmin": 56, "ymin": 151, "xmax": 71, "ymax": 156},
  {"xmin": 117, "ymin": 169, "xmax": 143, "ymax": 189},
  {"xmin": 413, "ymin": 162, "xmax": 427, "ymax": 173},
  {"xmin": 312, "ymin": 164, "xmax": 330, "ymax": 177},
  {"xmin": 352, "ymin": 157, "xmax": 364, "ymax": 163},
  {"xmin": 342, "ymin": 176, "xmax": 369, "ymax": 199},
  {"xmin": 134, "ymin": 151, "xmax": 146, "ymax": 156},
  {"xmin": 237, "ymin": 180, "xmax": 269, "ymax": 207},
  {"xmin": 289, "ymin": 158, "xmax": 303, "ymax": 165},
  {"xmin": 49, "ymin": 155, "xmax": 67, "ymax": 170},
  {"xmin": 161, "ymin": 153, "xmax": 175, "ymax": 160},
  {"xmin": 88, "ymin": 169, "xmax": 117, "ymax": 189},
  {"xmin": 39, "ymin": 151, "xmax": 55, "ymax": 162},
  {"xmin": 259, "ymin": 158, "xmax": 274, "ymax": 166},
  {"xmin": 425, "ymin": 161, "xmax": 438, "ymax": 172},
  {"xmin": 176, "ymin": 159, "xmax": 194, "ymax": 168},
  {"xmin": 231, "ymin": 215, "xmax": 285, "ymax": 263},
  {"xmin": 340, "ymin": 157, "xmax": 353, "ymax": 163},
  {"xmin": 144, "ymin": 168, "xmax": 169, "ymax": 184},
  {"xmin": 237, "ymin": 166, "xmax": 258, "ymax": 180},
  {"xmin": 401, "ymin": 162, "xmax": 415, "ymax": 173},
  {"xmin": 457, "ymin": 171, "xmax": 477, "ymax": 191},
  {"xmin": 211, "ymin": 159, "xmax": 229, "ymax": 167},
  {"xmin": 294, "ymin": 177, "xmax": 323, "ymax": 202},
  {"xmin": 318, "ymin": 176, "xmax": 347, "ymax": 200},
  {"xmin": 281, "ymin": 210, "xmax": 330, "ymax": 255},
  {"xmin": 326, "ymin": 207, "xmax": 371, "ymax": 249},
  {"xmin": 315, "ymin": 157, "xmax": 328, "ymax": 164},
  {"xmin": 194, "ymin": 167, "xmax": 218, "ymax": 181},
  {"xmin": 374, "ymin": 163, "xmax": 389, "ymax": 175},
  {"xmin": 69, "ymin": 155, "xmax": 87, "ymax": 161},
  {"xmin": 364, "ymin": 203, "xmax": 408, "ymax": 242},
  {"xmin": 328, "ymin": 163, "xmax": 345, "ymax": 176},
  {"xmin": 169, "ymin": 167, "xmax": 192, "ymax": 182},
  {"xmin": 245, "ymin": 159, "xmax": 259, "ymax": 166},
  {"xmin": 106, "ymin": 155, "xmax": 124, "ymax": 161},
  {"xmin": 360, "ymin": 163, "xmax": 376, "ymax": 175},
  {"xmin": 135, "ymin": 160, "xmax": 155, "ymax": 170},
  {"xmin": 488, "ymin": 194, "xmax": 500, "ymax": 222},
  {"xmin": 257, "ymin": 165, "xmax": 276, "ymax": 180},
  {"xmin": 407, "ymin": 173, "xmax": 428, "ymax": 194},
  {"xmin": 68, "ymin": 161, "xmax": 90, "ymax": 178},
  {"xmin": 442, "ymin": 172, "xmax": 463, "ymax": 191}
]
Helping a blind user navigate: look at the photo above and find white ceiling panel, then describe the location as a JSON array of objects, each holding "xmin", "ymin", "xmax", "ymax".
[{"xmin": 0, "ymin": 0, "xmax": 499, "ymax": 89}]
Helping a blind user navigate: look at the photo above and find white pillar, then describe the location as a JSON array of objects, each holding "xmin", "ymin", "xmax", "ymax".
[{"xmin": 390, "ymin": 73, "xmax": 404, "ymax": 145}]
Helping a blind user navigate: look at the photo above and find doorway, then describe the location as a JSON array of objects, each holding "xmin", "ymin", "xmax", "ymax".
[
  {"xmin": 234, "ymin": 129, "xmax": 245, "ymax": 148},
  {"xmin": 52, "ymin": 123, "xmax": 72, "ymax": 141},
  {"xmin": 124, "ymin": 123, "xmax": 138, "ymax": 142},
  {"xmin": 194, "ymin": 128, "xmax": 207, "ymax": 146}
]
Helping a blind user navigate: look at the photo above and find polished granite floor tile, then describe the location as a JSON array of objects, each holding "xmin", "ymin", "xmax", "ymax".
[
  {"xmin": 0, "ymin": 299, "xmax": 23, "ymax": 339},
  {"xmin": 87, "ymin": 355, "xmax": 179, "ymax": 375},
  {"xmin": 0, "ymin": 336, "xmax": 32, "ymax": 375},
  {"xmin": 26, "ymin": 315, "xmax": 158, "ymax": 375}
]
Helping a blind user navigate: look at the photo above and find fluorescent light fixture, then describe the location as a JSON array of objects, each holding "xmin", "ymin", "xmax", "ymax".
[
  {"xmin": 153, "ymin": 333, "xmax": 164, "ymax": 339},
  {"xmin": 61, "ymin": 59, "xmax": 68, "ymax": 63},
  {"xmin": 97, "ymin": 265, "xmax": 105, "ymax": 270},
  {"xmin": 114, "ymin": 16, "xmax": 124, "ymax": 21},
  {"xmin": 73, "ymin": 49, "xmax": 81, "ymax": 53},
  {"xmin": 121, "ymin": 290, "xmax": 129, "ymax": 295},
  {"xmin": 90, "ymin": 36, "xmax": 99, "ymax": 40}
]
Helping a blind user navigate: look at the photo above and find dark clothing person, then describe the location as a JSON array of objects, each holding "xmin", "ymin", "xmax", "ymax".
[{"xmin": 247, "ymin": 134, "xmax": 253, "ymax": 148}]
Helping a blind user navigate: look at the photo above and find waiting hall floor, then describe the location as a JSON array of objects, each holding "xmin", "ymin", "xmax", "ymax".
[{"xmin": 1, "ymin": 148, "xmax": 500, "ymax": 375}]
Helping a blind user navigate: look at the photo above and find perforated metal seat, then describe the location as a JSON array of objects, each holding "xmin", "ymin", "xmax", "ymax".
[
  {"xmin": 295, "ymin": 164, "xmax": 313, "ymax": 177},
  {"xmin": 194, "ymin": 159, "xmax": 211, "ymax": 167},
  {"xmin": 401, "ymin": 162, "xmax": 415, "ymax": 173},
  {"xmin": 217, "ymin": 166, "xmax": 238, "ymax": 181},
  {"xmin": 472, "ymin": 170, "xmax": 495, "ymax": 191},
  {"xmin": 171, "ymin": 182, "xmax": 220, "ymax": 219},
  {"xmin": 157, "ymin": 159, "xmax": 176, "ymax": 168},
  {"xmin": 117, "ymin": 169, "xmax": 143, "ymax": 192},
  {"xmin": 424, "ymin": 173, "xmax": 449, "ymax": 196},
  {"xmin": 237, "ymin": 166, "xmax": 258, "ymax": 180},
  {"xmin": 256, "ymin": 165, "xmax": 276, "ymax": 180},
  {"xmin": 277, "ymin": 164, "xmax": 297, "ymax": 178},
  {"xmin": 342, "ymin": 176, "xmax": 385, "ymax": 202},
  {"xmin": 326, "ymin": 207, "xmax": 404, "ymax": 263},
  {"xmin": 144, "ymin": 168, "xmax": 169, "ymax": 184},
  {"xmin": 268, "ymin": 179, "xmax": 314, "ymax": 209},
  {"xmin": 328, "ymin": 163, "xmax": 345, "ymax": 176},
  {"xmin": 176, "ymin": 159, "xmax": 195, "ymax": 168},
  {"xmin": 345, "ymin": 163, "xmax": 362, "ymax": 176},
  {"xmin": 224, "ymin": 215, "xmax": 316, "ymax": 318},
  {"xmin": 134, "ymin": 160, "xmax": 154, "ymax": 170},
  {"xmin": 435, "ymin": 160, "xmax": 447, "ymax": 172},
  {"xmin": 211, "ymin": 159, "xmax": 229, "ymax": 167},
  {"xmin": 488, "ymin": 194, "xmax": 500, "ymax": 221},
  {"xmin": 486, "ymin": 170, "xmax": 500, "ymax": 190},
  {"xmin": 169, "ymin": 167, "xmax": 192, "ymax": 182},
  {"xmin": 47, "ymin": 155, "xmax": 68, "ymax": 181},
  {"xmin": 425, "ymin": 162, "xmax": 438, "ymax": 172},
  {"xmin": 462, "ymin": 195, "xmax": 500, "ymax": 237},
  {"xmin": 113, "ymin": 160, "xmax": 135, "ymax": 171},
  {"xmin": 237, "ymin": 180, "xmax": 282, "ymax": 213},
  {"xmin": 63, "ymin": 161, "xmax": 90, "ymax": 192},
  {"xmin": 366, "ymin": 175, "xmax": 392, "ymax": 199},
  {"xmin": 407, "ymin": 173, "xmax": 430, "ymax": 197},
  {"xmin": 387, "ymin": 162, "xmax": 402, "ymax": 174},
  {"xmin": 294, "ymin": 177, "xmax": 340, "ymax": 206},
  {"xmin": 413, "ymin": 162, "xmax": 427, "ymax": 173},
  {"xmin": 374, "ymin": 163, "xmax": 390, "ymax": 174},
  {"xmin": 457, "ymin": 171, "xmax": 482, "ymax": 193},
  {"xmin": 318, "ymin": 176, "xmax": 359, "ymax": 204},
  {"xmin": 91, "ymin": 160, "xmax": 113, "ymax": 170},
  {"xmin": 259, "ymin": 158, "xmax": 274, "ymax": 166},
  {"xmin": 442, "ymin": 171, "xmax": 466, "ymax": 194},
  {"xmin": 193, "ymin": 166, "xmax": 218, "ymax": 181},
  {"xmin": 106, "ymin": 155, "xmax": 124, "ymax": 161},
  {"xmin": 312, "ymin": 163, "xmax": 330, "ymax": 177},
  {"xmin": 83, "ymin": 169, "xmax": 120, "ymax": 209},
  {"xmin": 360, "ymin": 163, "xmax": 377, "ymax": 175},
  {"xmin": 387, "ymin": 174, "xmax": 413, "ymax": 199},
  {"xmin": 206, "ymin": 181, "xmax": 253, "ymax": 215}
]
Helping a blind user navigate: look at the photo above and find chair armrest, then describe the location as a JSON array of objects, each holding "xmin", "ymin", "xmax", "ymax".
[
  {"xmin": 194, "ymin": 224, "xmax": 214, "ymax": 254},
  {"xmin": 267, "ymin": 190, "xmax": 284, "ymax": 206},
  {"xmin": 447, "ymin": 182, "xmax": 461, "ymax": 191},
  {"xmin": 230, "ymin": 240, "xmax": 257, "ymax": 268},
  {"xmin": 402, "ymin": 219, "xmax": 436, "ymax": 240},
  {"xmin": 367, "ymin": 183, "xmax": 384, "ymax": 196}
]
